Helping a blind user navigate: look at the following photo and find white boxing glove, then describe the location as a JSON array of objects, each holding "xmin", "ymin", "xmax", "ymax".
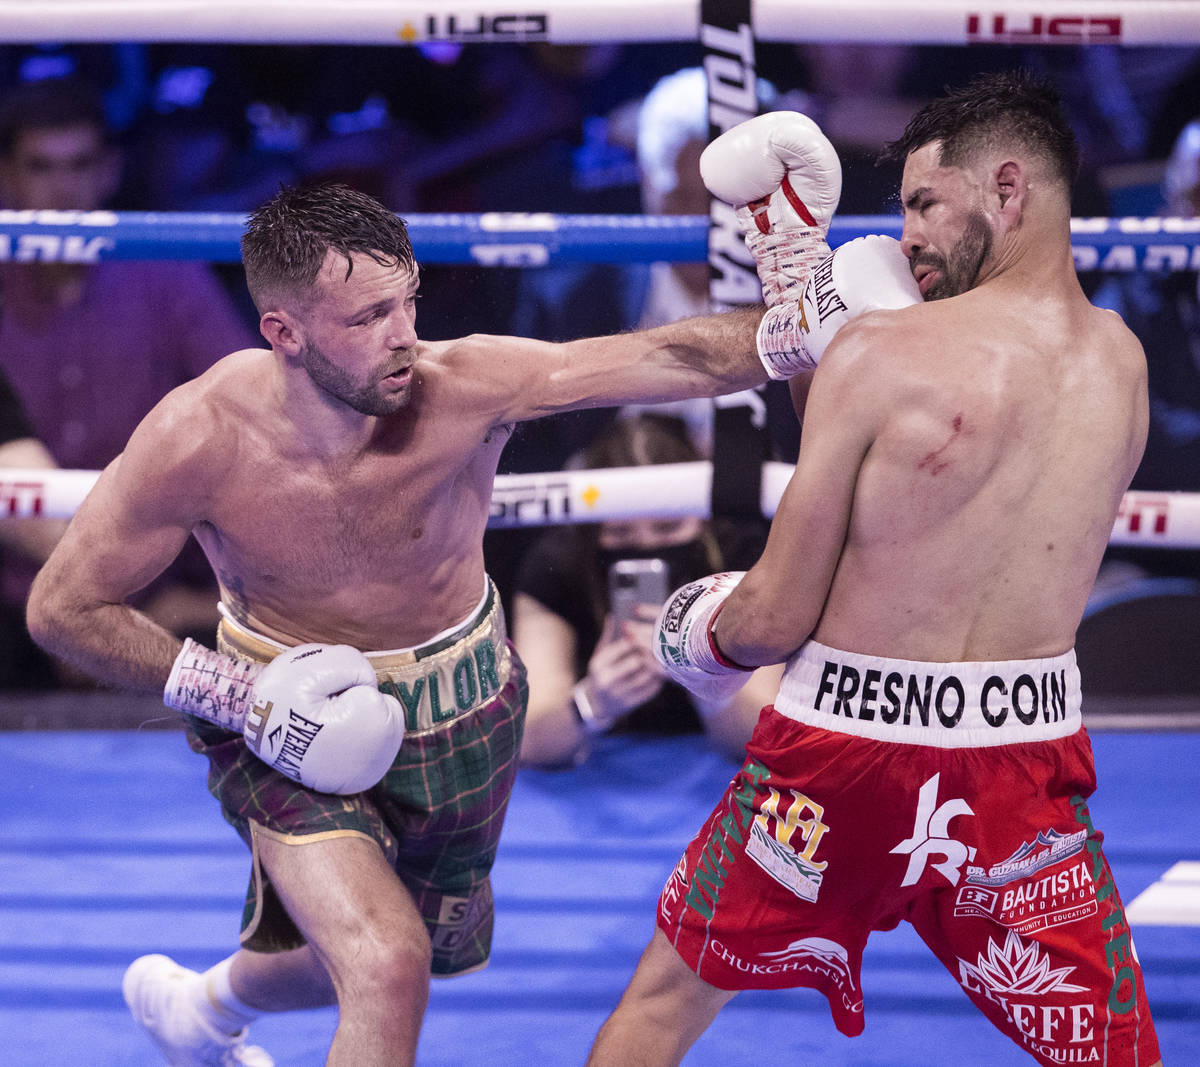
[
  {"xmin": 653, "ymin": 572, "xmax": 751, "ymax": 705},
  {"xmin": 756, "ymin": 234, "xmax": 922, "ymax": 379},
  {"xmin": 243, "ymin": 643, "xmax": 405, "ymax": 794},
  {"xmin": 165, "ymin": 639, "xmax": 405, "ymax": 794},
  {"xmin": 700, "ymin": 111, "xmax": 842, "ymax": 306}
]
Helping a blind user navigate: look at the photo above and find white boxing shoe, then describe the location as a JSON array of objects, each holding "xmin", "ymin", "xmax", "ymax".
[{"xmin": 122, "ymin": 954, "xmax": 273, "ymax": 1066}]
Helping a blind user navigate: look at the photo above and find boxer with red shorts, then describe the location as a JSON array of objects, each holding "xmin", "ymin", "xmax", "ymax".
[
  {"xmin": 589, "ymin": 72, "xmax": 1161, "ymax": 1067},
  {"xmin": 657, "ymin": 643, "xmax": 1159, "ymax": 1066}
]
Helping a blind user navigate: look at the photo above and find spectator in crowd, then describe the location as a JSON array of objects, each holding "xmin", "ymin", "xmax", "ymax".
[
  {"xmin": 0, "ymin": 75, "xmax": 258, "ymax": 685},
  {"xmin": 512, "ymin": 414, "xmax": 782, "ymax": 768}
]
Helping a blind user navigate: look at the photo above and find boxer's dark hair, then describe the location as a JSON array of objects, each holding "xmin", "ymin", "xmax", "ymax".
[
  {"xmin": 879, "ymin": 70, "xmax": 1079, "ymax": 187},
  {"xmin": 242, "ymin": 182, "xmax": 415, "ymax": 312}
]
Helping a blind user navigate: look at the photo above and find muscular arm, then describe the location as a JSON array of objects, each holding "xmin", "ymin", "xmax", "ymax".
[
  {"xmin": 468, "ymin": 307, "xmax": 770, "ymax": 425},
  {"xmin": 713, "ymin": 319, "xmax": 885, "ymax": 664},
  {"xmin": 26, "ymin": 396, "xmax": 212, "ymax": 691}
]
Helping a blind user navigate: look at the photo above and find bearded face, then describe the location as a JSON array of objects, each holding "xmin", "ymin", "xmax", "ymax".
[
  {"xmin": 299, "ymin": 337, "xmax": 413, "ymax": 416},
  {"xmin": 910, "ymin": 209, "xmax": 994, "ymax": 301}
]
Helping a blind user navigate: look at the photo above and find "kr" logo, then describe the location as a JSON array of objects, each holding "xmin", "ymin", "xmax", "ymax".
[{"xmin": 890, "ymin": 773, "xmax": 975, "ymax": 887}]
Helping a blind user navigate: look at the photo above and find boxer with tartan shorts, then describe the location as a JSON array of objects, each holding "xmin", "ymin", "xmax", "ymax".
[{"xmin": 27, "ymin": 181, "xmax": 785, "ymax": 1066}]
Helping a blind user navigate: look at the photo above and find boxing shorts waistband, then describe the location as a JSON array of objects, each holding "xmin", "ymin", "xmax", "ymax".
[
  {"xmin": 217, "ymin": 580, "xmax": 512, "ymax": 736},
  {"xmin": 773, "ymin": 640, "xmax": 1082, "ymax": 748}
]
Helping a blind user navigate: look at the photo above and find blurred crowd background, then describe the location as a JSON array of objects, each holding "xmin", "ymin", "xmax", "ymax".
[{"xmin": 0, "ymin": 38, "xmax": 1197, "ymax": 727}]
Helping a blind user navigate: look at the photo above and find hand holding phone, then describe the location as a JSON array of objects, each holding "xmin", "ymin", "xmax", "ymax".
[
  {"xmin": 584, "ymin": 558, "xmax": 671, "ymax": 722},
  {"xmin": 608, "ymin": 558, "xmax": 669, "ymax": 626}
]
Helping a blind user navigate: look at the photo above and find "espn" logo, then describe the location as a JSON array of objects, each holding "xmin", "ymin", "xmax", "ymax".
[{"xmin": 966, "ymin": 14, "xmax": 1122, "ymax": 43}]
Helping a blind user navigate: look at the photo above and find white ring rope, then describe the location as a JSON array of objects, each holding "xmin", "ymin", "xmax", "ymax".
[
  {"xmin": 3, "ymin": 466, "xmax": 1199, "ymax": 549},
  {"xmin": 0, "ymin": 1, "xmax": 1197, "ymax": 46}
]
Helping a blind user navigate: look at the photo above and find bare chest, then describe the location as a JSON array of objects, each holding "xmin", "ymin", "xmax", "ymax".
[{"xmin": 194, "ymin": 437, "xmax": 502, "ymax": 614}]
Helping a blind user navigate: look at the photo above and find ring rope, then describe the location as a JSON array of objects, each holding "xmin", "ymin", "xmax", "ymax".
[
  {"xmin": 2, "ymin": 212, "xmax": 1197, "ymax": 271},
  {"xmin": 4, "ymin": 466, "xmax": 1199, "ymax": 549},
  {"xmin": 0, "ymin": 1, "xmax": 1197, "ymax": 46}
]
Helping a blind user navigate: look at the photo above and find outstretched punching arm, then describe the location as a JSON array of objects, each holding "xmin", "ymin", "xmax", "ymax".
[
  {"xmin": 468, "ymin": 112, "xmax": 916, "ymax": 426},
  {"xmin": 757, "ymin": 235, "xmax": 921, "ymax": 378},
  {"xmin": 470, "ymin": 305, "xmax": 770, "ymax": 426}
]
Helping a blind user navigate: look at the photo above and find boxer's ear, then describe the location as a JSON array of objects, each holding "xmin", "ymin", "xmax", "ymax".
[
  {"xmin": 994, "ymin": 159, "xmax": 1026, "ymax": 224},
  {"xmin": 259, "ymin": 309, "xmax": 303, "ymax": 355}
]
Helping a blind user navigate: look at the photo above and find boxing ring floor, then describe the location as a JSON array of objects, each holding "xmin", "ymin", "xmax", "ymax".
[{"xmin": 1, "ymin": 718, "xmax": 1197, "ymax": 1065}]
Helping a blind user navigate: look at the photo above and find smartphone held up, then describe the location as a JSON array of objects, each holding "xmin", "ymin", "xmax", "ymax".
[{"xmin": 608, "ymin": 557, "xmax": 669, "ymax": 626}]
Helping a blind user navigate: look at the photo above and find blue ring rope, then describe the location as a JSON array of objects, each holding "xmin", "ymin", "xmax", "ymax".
[{"xmin": 0, "ymin": 211, "xmax": 1196, "ymax": 271}]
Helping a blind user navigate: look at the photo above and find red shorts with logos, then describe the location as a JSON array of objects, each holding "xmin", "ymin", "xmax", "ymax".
[{"xmin": 657, "ymin": 643, "xmax": 1160, "ymax": 1066}]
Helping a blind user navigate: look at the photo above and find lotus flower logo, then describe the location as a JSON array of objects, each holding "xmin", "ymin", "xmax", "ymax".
[{"xmin": 958, "ymin": 929, "xmax": 1087, "ymax": 995}]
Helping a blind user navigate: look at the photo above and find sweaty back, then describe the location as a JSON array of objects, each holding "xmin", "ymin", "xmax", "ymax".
[{"xmin": 816, "ymin": 289, "xmax": 1145, "ymax": 662}]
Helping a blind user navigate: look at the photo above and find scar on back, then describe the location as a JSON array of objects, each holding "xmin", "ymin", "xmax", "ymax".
[{"xmin": 918, "ymin": 414, "xmax": 964, "ymax": 476}]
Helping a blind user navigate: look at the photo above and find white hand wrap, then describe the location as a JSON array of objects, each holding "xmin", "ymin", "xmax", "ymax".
[
  {"xmin": 653, "ymin": 572, "xmax": 751, "ymax": 705},
  {"xmin": 164, "ymin": 637, "xmax": 263, "ymax": 731},
  {"xmin": 756, "ymin": 234, "xmax": 922, "ymax": 378},
  {"xmin": 165, "ymin": 639, "xmax": 405, "ymax": 795},
  {"xmin": 700, "ymin": 111, "xmax": 842, "ymax": 306}
]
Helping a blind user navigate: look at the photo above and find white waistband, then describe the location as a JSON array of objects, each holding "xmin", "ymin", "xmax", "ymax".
[
  {"xmin": 216, "ymin": 577, "xmax": 493, "ymax": 661},
  {"xmin": 376, "ymin": 578, "xmax": 492, "ymax": 658},
  {"xmin": 774, "ymin": 641, "xmax": 1082, "ymax": 748},
  {"xmin": 217, "ymin": 578, "xmax": 510, "ymax": 736}
]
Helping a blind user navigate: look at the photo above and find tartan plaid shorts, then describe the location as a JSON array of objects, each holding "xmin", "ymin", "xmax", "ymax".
[{"xmin": 185, "ymin": 597, "xmax": 528, "ymax": 977}]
